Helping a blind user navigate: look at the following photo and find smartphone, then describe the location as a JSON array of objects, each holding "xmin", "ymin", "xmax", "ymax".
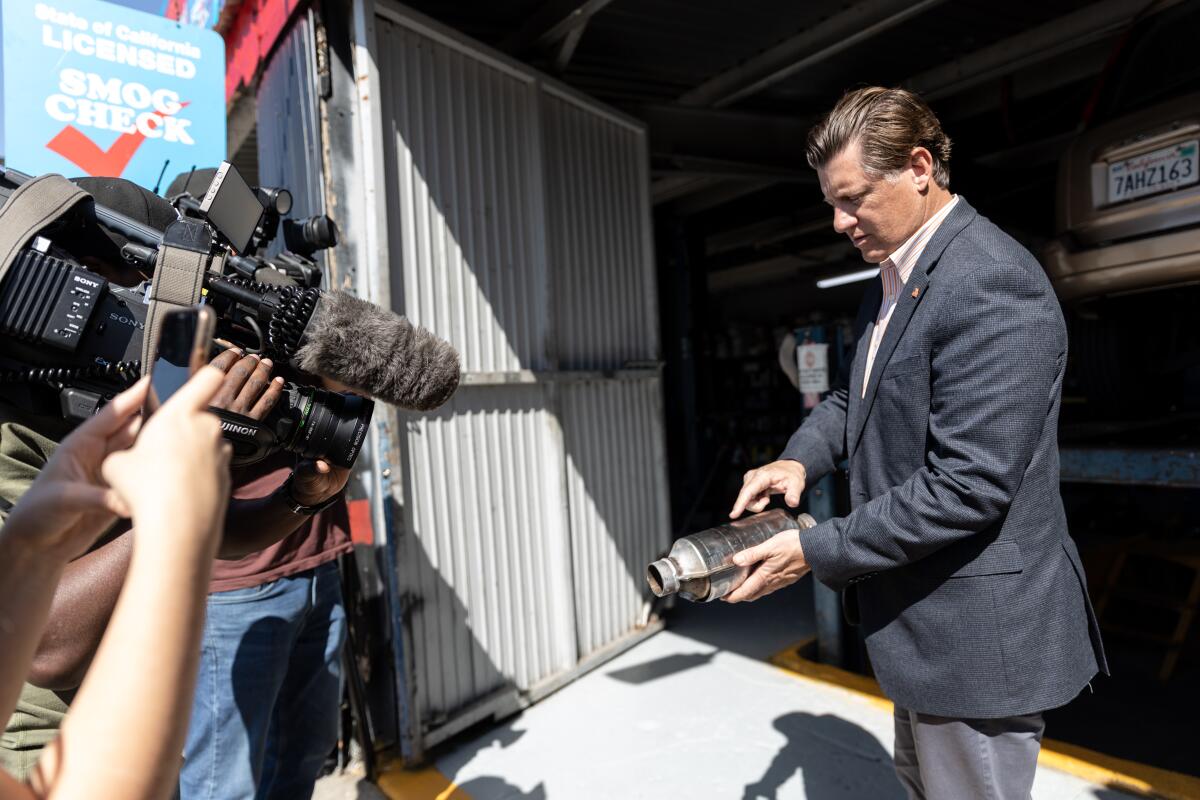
[{"xmin": 143, "ymin": 306, "xmax": 215, "ymax": 417}]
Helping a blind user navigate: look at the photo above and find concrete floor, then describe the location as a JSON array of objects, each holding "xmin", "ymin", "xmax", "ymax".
[{"xmin": 317, "ymin": 578, "xmax": 1144, "ymax": 800}]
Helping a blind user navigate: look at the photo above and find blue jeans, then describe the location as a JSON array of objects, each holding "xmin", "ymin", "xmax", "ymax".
[{"xmin": 180, "ymin": 561, "xmax": 346, "ymax": 800}]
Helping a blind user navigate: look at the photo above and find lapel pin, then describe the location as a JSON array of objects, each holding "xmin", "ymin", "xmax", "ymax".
[{"xmin": 911, "ymin": 287, "xmax": 921, "ymax": 299}]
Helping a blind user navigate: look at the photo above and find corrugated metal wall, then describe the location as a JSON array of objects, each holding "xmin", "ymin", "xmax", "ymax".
[
  {"xmin": 379, "ymin": 22, "xmax": 548, "ymax": 373},
  {"xmin": 369, "ymin": 4, "xmax": 669, "ymax": 755},
  {"xmin": 541, "ymin": 90, "xmax": 658, "ymax": 369},
  {"xmin": 561, "ymin": 379, "xmax": 669, "ymax": 656},
  {"xmin": 540, "ymin": 89, "xmax": 667, "ymax": 658},
  {"xmin": 397, "ymin": 385, "xmax": 577, "ymax": 716},
  {"xmin": 256, "ymin": 10, "xmax": 326, "ymax": 258}
]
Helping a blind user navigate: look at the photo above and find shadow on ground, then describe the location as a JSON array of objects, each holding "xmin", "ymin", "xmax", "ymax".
[
  {"xmin": 605, "ymin": 651, "xmax": 717, "ymax": 684},
  {"xmin": 743, "ymin": 712, "xmax": 905, "ymax": 800}
]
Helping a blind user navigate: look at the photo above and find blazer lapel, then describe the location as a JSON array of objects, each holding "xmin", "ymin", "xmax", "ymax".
[
  {"xmin": 846, "ymin": 327, "xmax": 872, "ymax": 456},
  {"xmin": 847, "ymin": 199, "xmax": 978, "ymax": 455},
  {"xmin": 845, "ymin": 279, "xmax": 881, "ymax": 454}
]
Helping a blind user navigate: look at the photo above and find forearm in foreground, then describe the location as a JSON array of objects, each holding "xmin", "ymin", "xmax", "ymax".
[{"xmin": 28, "ymin": 518, "xmax": 218, "ymax": 800}]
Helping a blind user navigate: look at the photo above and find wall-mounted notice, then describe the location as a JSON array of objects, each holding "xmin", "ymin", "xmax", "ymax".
[{"xmin": 2, "ymin": 0, "xmax": 225, "ymax": 189}]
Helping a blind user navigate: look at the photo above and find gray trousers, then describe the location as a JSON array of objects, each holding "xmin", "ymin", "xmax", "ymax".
[{"xmin": 893, "ymin": 705, "xmax": 1045, "ymax": 800}]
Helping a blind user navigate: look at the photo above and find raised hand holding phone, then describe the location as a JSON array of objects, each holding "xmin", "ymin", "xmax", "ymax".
[
  {"xmin": 104, "ymin": 366, "xmax": 232, "ymax": 559},
  {"xmin": 143, "ymin": 307, "xmax": 216, "ymax": 418}
]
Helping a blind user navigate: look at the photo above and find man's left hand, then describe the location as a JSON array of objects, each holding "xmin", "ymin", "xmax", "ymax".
[
  {"xmin": 723, "ymin": 531, "xmax": 811, "ymax": 603},
  {"xmin": 291, "ymin": 459, "xmax": 351, "ymax": 506}
]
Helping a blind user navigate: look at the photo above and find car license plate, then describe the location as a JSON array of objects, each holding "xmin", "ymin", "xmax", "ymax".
[{"xmin": 1108, "ymin": 139, "xmax": 1198, "ymax": 204}]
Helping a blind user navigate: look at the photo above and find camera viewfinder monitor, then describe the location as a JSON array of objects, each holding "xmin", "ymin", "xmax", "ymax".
[{"xmin": 199, "ymin": 162, "xmax": 264, "ymax": 254}]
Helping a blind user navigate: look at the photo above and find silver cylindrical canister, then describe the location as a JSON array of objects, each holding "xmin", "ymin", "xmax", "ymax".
[{"xmin": 646, "ymin": 508, "xmax": 817, "ymax": 602}]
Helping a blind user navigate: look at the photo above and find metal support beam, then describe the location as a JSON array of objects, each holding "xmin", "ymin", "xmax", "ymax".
[
  {"xmin": 635, "ymin": 103, "xmax": 817, "ymax": 172},
  {"xmin": 644, "ymin": 29, "xmax": 1113, "ymax": 213},
  {"xmin": 705, "ymin": 215, "xmax": 827, "ymax": 256},
  {"xmin": 552, "ymin": 18, "xmax": 588, "ymax": 72},
  {"xmin": 707, "ymin": 239, "xmax": 855, "ymax": 292},
  {"xmin": 938, "ymin": 38, "xmax": 1113, "ymax": 123},
  {"xmin": 654, "ymin": 0, "xmax": 1155, "ymax": 216},
  {"xmin": 905, "ymin": 0, "xmax": 1144, "ymax": 101},
  {"xmin": 708, "ymin": 255, "xmax": 810, "ymax": 293},
  {"xmin": 973, "ymin": 130, "xmax": 1081, "ymax": 170},
  {"xmin": 660, "ymin": 179, "xmax": 776, "ymax": 215},
  {"xmin": 653, "ymin": 154, "xmax": 814, "ymax": 182},
  {"xmin": 677, "ymin": 0, "xmax": 949, "ymax": 109},
  {"xmin": 503, "ymin": 0, "xmax": 615, "ymax": 55},
  {"xmin": 652, "ymin": 174, "xmax": 719, "ymax": 205}
]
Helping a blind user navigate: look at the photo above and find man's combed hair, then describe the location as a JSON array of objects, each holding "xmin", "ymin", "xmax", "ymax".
[{"xmin": 806, "ymin": 87, "xmax": 952, "ymax": 188}]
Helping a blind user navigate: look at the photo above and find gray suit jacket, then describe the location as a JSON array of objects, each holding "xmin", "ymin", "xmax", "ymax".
[{"xmin": 783, "ymin": 199, "xmax": 1107, "ymax": 719}]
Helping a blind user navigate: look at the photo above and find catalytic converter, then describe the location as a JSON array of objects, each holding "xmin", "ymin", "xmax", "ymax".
[{"xmin": 646, "ymin": 509, "xmax": 817, "ymax": 602}]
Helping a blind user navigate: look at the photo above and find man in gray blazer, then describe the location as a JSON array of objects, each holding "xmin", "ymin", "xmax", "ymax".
[{"xmin": 726, "ymin": 87, "xmax": 1107, "ymax": 800}]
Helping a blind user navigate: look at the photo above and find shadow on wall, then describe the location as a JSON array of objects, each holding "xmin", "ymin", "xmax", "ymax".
[
  {"xmin": 376, "ymin": 11, "xmax": 668, "ymax": 678},
  {"xmin": 743, "ymin": 713, "xmax": 905, "ymax": 800},
  {"xmin": 387, "ymin": 495, "xmax": 514, "ymax": 744}
]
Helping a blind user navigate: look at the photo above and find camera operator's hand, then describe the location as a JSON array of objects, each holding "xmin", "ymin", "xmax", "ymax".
[
  {"xmin": 287, "ymin": 374, "xmax": 355, "ymax": 507},
  {"xmin": 101, "ymin": 366, "xmax": 232, "ymax": 560},
  {"xmin": 209, "ymin": 347, "xmax": 284, "ymax": 419},
  {"xmin": 2, "ymin": 378, "xmax": 148, "ymax": 561},
  {"xmin": 291, "ymin": 459, "xmax": 351, "ymax": 506}
]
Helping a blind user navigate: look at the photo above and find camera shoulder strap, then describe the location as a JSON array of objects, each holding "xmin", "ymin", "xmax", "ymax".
[
  {"xmin": 0, "ymin": 174, "xmax": 89, "ymax": 284},
  {"xmin": 140, "ymin": 219, "xmax": 225, "ymax": 375}
]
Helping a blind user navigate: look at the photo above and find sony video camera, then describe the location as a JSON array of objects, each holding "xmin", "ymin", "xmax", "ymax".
[{"xmin": 0, "ymin": 162, "xmax": 372, "ymax": 468}]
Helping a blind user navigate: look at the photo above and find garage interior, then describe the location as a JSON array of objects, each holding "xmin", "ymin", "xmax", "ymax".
[{"xmin": 374, "ymin": 0, "xmax": 1200, "ymax": 779}]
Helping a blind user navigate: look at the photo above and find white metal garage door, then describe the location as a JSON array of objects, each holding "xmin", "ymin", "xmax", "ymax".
[{"xmin": 357, "ymin": 2, "xmax": 670, "ymax": 759}]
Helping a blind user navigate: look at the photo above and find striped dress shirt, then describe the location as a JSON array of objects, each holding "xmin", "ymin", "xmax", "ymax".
[{"xmin": 862, "ymin": 195, "xmax": 960, "ymax": 395}]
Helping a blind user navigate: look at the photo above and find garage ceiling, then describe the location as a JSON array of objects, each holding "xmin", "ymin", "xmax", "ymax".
[{"xmin": 396, "ymin": 0, "xmax": 1170, "ymax": 289}]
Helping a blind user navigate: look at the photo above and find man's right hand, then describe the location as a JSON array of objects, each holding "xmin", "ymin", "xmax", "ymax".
[
  {"xmin": 208, "ymin": 348, "xmax": 283, "ymax": 419},
  {"xmin": 730, "ymin": 460, "xmax": 807, "ymax": 519}
]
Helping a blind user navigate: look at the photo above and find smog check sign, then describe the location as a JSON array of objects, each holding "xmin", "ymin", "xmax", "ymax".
[{"xmin": 2, "ymin": 0, "xmax": 225, "ymax": 189}]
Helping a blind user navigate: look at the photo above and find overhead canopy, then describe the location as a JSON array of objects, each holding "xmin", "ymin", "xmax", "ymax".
[{"xmin": 399, "ymin": 0, "xmax": 1184, "ymax": 298}]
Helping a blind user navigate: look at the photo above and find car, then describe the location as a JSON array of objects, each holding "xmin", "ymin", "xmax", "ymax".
[{"xmin": 1042, "ymin": 0, "xmax": 1200, "ymax": 303}]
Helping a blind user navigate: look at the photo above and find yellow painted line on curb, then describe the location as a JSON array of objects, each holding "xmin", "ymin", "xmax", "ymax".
[
  {"xmin": 769, "ymin": 639, "xmax": 1200, "ymax": 800},
  {"xmin": 375, "ymin": 759, "xmax": 472, "ymax": 800}
]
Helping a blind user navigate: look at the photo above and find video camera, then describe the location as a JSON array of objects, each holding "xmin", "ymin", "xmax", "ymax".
[
  {"xmin": 0, "ymin": 162, "xmax": 372, "ymax": 468},
  {"xmin": 167, "ymin": 165, "xmax": 338, "ymax": 290}
]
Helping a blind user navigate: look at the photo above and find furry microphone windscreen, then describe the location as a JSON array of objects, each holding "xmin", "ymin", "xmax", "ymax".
[{"xmin": 294, "ymin": 291, "xmax": 461, "ymax": 410}]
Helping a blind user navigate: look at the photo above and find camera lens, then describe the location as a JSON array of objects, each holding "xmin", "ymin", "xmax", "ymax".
[
  {"xmin": 282, "ymin": 215, "xmax": 339, "ymax": 257},
  {"xmin": 283, "ymin": 386, "xmax": 373, "ymax": 468},
  {"xmin": 256, "ymin": 187, "xmax": 293, "ymax": 215}
]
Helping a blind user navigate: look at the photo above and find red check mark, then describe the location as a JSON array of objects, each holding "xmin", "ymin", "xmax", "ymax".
[
  {"xmin": 47, "ymin": 126, "xmax": 148, "ymax": 177},
  {"xmin": 46, "ymin": 102, "xmax": 190, "ymax": 177}
]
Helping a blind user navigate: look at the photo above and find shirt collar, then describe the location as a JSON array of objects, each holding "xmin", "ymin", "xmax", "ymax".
[{"xmin": 884, "ymin": 194, "xmax": 959, "ymax": 282}]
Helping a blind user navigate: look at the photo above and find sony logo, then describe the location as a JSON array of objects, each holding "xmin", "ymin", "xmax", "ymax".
[
  {"xmin": 73, "ymin": 274, "xmax": 100, "ymax": 288},
  {"xmin": 108, "ymin": 313, "xmax": 145, "ymax": 330}
]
